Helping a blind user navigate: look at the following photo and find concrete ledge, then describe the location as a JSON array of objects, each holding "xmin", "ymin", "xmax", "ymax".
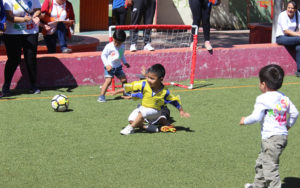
[
  {"xmin": 0, "ymin": 43, "xmax": 296, "ymax": 89},
  {"xmin": 0, "ymin": 35, "xmax": 99, "ymax": 54},
  {"xmin": 195, "ymin": 43, "xmax": 296, "ymax": 79}
]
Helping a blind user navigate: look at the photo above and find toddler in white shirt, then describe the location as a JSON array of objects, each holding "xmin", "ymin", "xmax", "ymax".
[{"xmin": 240, "ymin": 64, "xmax": 298, "ymax": 188}]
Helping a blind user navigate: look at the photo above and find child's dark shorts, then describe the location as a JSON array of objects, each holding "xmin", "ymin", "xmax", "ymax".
[{"xmin": 104, "ymin": 66, "xmax": 126, "ymax": 78}]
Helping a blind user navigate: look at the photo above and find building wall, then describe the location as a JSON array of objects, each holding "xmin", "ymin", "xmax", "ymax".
[
  {"xmin": 157, "ymin": 0, "xmax": 280, "ymax": 30},
  {"xmin": 39, "ymin": 0, "xmax": 292, "ymax": 31}
]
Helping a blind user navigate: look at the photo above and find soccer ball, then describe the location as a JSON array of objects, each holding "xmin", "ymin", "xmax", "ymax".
[{"xmin": 51, "ymin": 94, "xmax": 69, "ymax": 112}]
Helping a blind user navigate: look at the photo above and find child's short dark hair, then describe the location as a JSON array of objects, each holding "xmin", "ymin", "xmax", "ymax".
[
  {"xmin": 113, "ymin": 30, "xmax": 126, "ymax": 42},
  {"xmin": 259, "ymin": 64, "xmax": 284, "ymax": 90},
  {"xmin": 147, "ymin": 64, "xmax": 166, "ymax": 78}
]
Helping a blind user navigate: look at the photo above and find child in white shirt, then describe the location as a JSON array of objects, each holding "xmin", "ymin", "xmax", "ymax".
[
  {"xmin": 240, "ymin": 64, "xmax": 298, "ymax": 188},
  {"xmin": 98, "ymin": 30, "xmax": 130, "ymax": 102}
]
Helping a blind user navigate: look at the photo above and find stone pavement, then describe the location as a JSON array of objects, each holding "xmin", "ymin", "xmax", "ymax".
[
  {"xmin": 78, "ymin": 30, "xmax": 250, "ymax": 51},
  {"xmin": 0, "ymin": 29, "xmax": 250, "ymax": 53}
]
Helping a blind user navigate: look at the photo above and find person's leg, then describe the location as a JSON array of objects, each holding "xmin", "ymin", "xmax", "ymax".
[
  {"xmin": 119, "ymin": 7, "xmax": 128, "ymax": 25},
  {"xmin": 130, "ymin": 112, "xmax": 145, "ymax": 128},
  {"xmin": 143, "ymin": 0, "xmax": 156, "ymax": 45},
  {"xmin": 116, "ymin": 6, "xmax": 128, "ymax": 25},
  {"xmin": 295, "ymin": 45, "xmax": 300, "ymax": 72},
  {"xmin": 253, "ymin": 152, "xmax": 266, "ymax": 188},
  {"xmin": 116, "ymin": 67, "xmax": 130, "ymax": 96},
  {"xmin": 56, "ymin": 22, "xmax": 70, "ymax": 52},
  {"xmin": 262, "ymin": 135, "xmax": 287, "ymax": 188},
  {"xmin": 2, "ymin": 34, "xmax": 22, "ymax": 94},
  {"xmin": 189, "ymin": 0, "xmax": 201, "ymax": 42},
  {"xmin": 121, "ymin": 107, "xmax": 144, "ymax": 135},
  {"xmin": 121, "ymin": 106, "xmax": 160, "ymax": 135},
  {"xmin": 130, "ymin": 0, "xmax": 143, "ymax": 45},
  {"xmin": 115, "ymin": 67, "xmax": 127, "ymax": 85},
  {"xmin": 112, "ymin": 8, "xmax": 120, "ymax": 25},
  {"xmin": 276, "ymin": 36, "xmax": 300, "ymax": 75},
  {"xmin": 201, "ymin": 0, "xmax": 212, "ymax": 50},
  {"xmin": 276, "ymin": 35, "xmax": 300, "ymax": 46},
  {"xmin": 22, "ymin": 33, "xmax": 39, "ymax": 92},
  {"xmin": 201, "ymin": 0, "xmax": 212, "ymax": 42},
  {"xmin": 128, "ymin": 108, "xmax": 145, "ymax": 128},
  {"xmin": 44, "ymin": 34, "xmax": 57, "ymax": 53},
  {"xmin": 100, "ymin": 77, "xmax": 112, "ymax": 96}
]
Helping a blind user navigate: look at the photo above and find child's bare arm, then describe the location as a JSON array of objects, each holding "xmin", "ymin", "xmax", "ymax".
[{"xmin": 111, "ymin": 88, "xmax": 125, "ymax": 95}]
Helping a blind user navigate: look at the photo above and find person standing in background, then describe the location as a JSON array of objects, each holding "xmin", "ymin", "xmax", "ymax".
[
  {"xmin": 112, "ymin": 0, "xmax": 131, "ymax": 25},
  {"xmin": 1, "ymin": 0, "xmax": 41, "ymax": 97},
  {"xmin": 189, "ymin": 0, "xmax": 213, "ymax": 50},
  {"xmin": 40, "ymin": 0, "xmax": 75, "ymax": 53},
  {"xmin": 129, "ymin": 0, "xmax": 156, "ymax": 52}
]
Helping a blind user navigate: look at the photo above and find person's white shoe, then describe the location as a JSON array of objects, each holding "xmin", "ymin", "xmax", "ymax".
[
  {"xmin": 204, "ymin": 41, "xmax": 212, "ymax": 51},
  {"xmin": 120, "ymin": 125, "xmax": 134, "ymax": 135},
  {"xmin": 130, "ymin": 44, "xmax": 137, "ymax": 52},
  {"xmin": 244, "ymin": 183, "xmax": 253, "ymax": 188},
  {"xmin": 143, "ymin": 43, "xmax": 155, "ymax": 51},
  {"xmin": 145, "ymin": 124, "xmax": 159, "ymax": 133}
]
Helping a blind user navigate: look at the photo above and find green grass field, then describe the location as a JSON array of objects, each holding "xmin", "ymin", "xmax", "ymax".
[{"xmin": 0, "ymin": 76, "xmax": 299, "ymax": 187}]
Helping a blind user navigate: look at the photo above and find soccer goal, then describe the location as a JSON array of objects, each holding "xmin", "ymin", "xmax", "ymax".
[{"xmin": 108, "ymin": 24, "xmax": 198, "ymax": 90}]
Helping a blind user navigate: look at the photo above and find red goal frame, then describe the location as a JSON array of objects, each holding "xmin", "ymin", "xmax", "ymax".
[{"xmin": 107, "ymin": 24, "xmax": 198, "ymax": 90}]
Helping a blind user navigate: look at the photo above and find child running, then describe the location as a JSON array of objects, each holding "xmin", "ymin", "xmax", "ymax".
[
  {"xmin": 98, "ymin": 30, "xmax": 130, "ymax": 102},
  {"xmin": 117, "ymin": 64, "xmax": 190, "ymax": 135},
  {"xmin": 240, "ymin": 64, "xmax": 298, "ymax": 188}
]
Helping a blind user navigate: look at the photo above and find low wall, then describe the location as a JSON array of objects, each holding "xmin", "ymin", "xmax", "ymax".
[{"xmin": 0, "ymin": 43, "xmax": 296, "ymax": 89}]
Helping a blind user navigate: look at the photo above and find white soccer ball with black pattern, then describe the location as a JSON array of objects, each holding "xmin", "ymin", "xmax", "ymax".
[{"xmin": 51, "ymin": 94, "xmax": 69, "ymax": 112}]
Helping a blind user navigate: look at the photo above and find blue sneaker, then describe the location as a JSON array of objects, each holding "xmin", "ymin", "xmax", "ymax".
[{"xmin": 97, "ymin": 95, "xmax": 106, "ymax": 102}]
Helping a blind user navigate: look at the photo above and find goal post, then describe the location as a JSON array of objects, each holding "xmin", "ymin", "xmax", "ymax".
[{"xmin": 107, "ymin": 24, "xmax": 198, "ymax": 90}]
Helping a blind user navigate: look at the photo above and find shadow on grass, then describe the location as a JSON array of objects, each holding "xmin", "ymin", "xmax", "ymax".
[
  {"xmin": 282, "ymin": 177, "xmax": 300, "ymax": 188},
  {"xmin": 192, "ymin": 83, "xmax": 214, "ymax": 89},
  {"xmin": 174, "ymin": 126, "xmax": 195, "ymax": 132},
  {"xmin": 124, "ymin": 123, "xmax": 195, "ymax": 134},
  {"xmin": 106, "ymin": 96, "xmax": 126, "ymax": 101},
  {"xmin": 0, "ymin": 86, "xmax": 77, "ymax": 98}
]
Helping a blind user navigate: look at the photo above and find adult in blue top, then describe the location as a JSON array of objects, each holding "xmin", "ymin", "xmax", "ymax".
[{"xmin": 113, "ymin": 0, "xmax": 131, "ymax": 25}]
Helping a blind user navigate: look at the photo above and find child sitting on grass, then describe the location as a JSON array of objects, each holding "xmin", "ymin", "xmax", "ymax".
[
  {"xmin": 114, "ymin": 63, "xmax": 190, "ymax": 135},
  {"xmin": 240, "ymin": 64, "xmax": 298, "ymax": 188},
  {"xmin": 98, "ymin": 30, "xmax": 130, "ymax": 102},
  {"xmin": 120, "ymin": 66, "xmax": 176, "ymax": 132}
]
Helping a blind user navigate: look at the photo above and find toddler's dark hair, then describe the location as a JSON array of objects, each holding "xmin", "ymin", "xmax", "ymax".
[
  {"xmin": 259, "ymin": 64, "xmax": 284, "ymax": 90},
  {"xmin": 147, "ymin": 64, "xmax": 166, "ymax": 78},
  {"xmin": 113, "ymin": 30, "xmax": 126, "ymax": 42}
]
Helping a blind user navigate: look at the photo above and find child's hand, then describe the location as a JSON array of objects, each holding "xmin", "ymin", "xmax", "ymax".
[
  {"xmin": 180, "ymin": 111, "xmax": 190, "ymax": 118},
  {"xmin": 124, "ymin": 63, "xmax": 130, "ymax": 68},
  {"xmin": 106, "ymin": 65, "xmax": 112, "ymax": 71},
  {"xmin": 240, "ymin": 117, "xmax": 245, "ymax": 125},
  {"xmin": 141, "ymin": 66, "xmax": 146, "ymax": 76},
  {"xmin": 32, "ymin": 16, "xmax": 40, "ymax": 25}
]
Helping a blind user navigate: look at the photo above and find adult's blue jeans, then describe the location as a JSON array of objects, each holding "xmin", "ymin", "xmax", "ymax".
[
  {"xmin": 276, "ymin": 35, "xmax": 300, "ymax": 71},
  {"xmin": 44, "ymin": 22, "xmax": 68, "ymax": 53}
]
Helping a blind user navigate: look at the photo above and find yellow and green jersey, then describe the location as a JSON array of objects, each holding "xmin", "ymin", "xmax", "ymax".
[{"xmin": 124, "ymin": 80, "xmax": 181, "ymax": 110}]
